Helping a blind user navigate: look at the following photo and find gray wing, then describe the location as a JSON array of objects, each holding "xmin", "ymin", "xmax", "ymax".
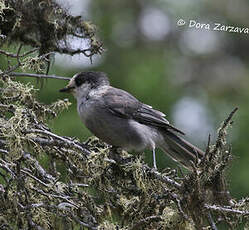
[{"xmin": 103, "ymin": 87, "xmax": 185, "ymax": 135}]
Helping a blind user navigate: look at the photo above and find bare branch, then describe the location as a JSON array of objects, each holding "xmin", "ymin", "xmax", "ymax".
[
  {"xmin": 207, "ymin": 212, "xmax": 218, "ymax": 230},
  {"xmin": 221, "ymin": 107, "xmax": 238, "ymax": 129},
  {"xmin": 205, "ymin": 204, "xmax": 249, "ymax": 216},
  {"xmin": 26, "ymin": 129, "xmax": 90, "ymax": 155},
  {"xmin": 143, "ymin": 165, "xmax": 182, "ymax": 189},
  {"xmin": 21, "ymin": 169, "xmax": 50, "ymax": 188},
  {"xmin": 0, "ymin": 48, "xmax": 38, "ymax": 58},
  {"xmin": 8, "ymin": 72, "xmax": 70, "ymax": 81}
]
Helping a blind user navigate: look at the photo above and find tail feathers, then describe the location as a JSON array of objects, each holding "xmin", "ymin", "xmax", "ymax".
[{"xmin": 159, "ymin": 130, "xmax": 204, "ymax": 169}]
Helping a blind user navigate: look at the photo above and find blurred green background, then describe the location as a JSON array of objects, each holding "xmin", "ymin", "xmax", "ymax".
[{"xmin": 2, "ymin": 0, "xmax": 249, "ymax": 199}]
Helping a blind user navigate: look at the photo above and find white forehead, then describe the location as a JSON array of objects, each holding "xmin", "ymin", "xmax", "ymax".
[
  {"xmin": 69, "ymin": 74, "xmax": 78, "ymax": 85},
  {"xmin": 72, "ymin": 73, "xmax": 78, "ymax": 79}
]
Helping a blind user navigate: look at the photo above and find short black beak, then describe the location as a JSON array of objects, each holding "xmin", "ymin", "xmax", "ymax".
[{"xmin": 59, "ymin": 86, "xmax": 74, "ymax": 93}]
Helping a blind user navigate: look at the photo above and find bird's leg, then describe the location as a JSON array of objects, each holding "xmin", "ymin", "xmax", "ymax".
[{"xmin": 152, "ymin": 147, "xmax": 157, "ymax": 170}]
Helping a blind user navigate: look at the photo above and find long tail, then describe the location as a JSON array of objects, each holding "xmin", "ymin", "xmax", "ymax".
[{"xmin": 159, "ymin": 130, "xmax": 204, "ymax": 170}]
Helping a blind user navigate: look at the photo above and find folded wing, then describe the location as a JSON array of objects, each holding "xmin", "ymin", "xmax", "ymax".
[{"xmin": 103, "ymin": 87, "xmax": 184, "ymax": 135}]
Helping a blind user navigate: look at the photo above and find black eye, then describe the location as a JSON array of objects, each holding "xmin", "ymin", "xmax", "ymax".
[{"xmin": 75, "ymin": 76, "xmax": 84, "ymax": 87}]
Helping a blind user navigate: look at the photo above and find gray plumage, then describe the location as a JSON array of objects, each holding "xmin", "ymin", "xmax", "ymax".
[{"xmin": 60, "ymin": 71, "xmax": 204, "ymax": 169}]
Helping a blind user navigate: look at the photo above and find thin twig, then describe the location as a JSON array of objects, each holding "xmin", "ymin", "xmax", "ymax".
[
  {"xmin": 56, "ymin": 47, "xmax": 92, "ymax": 57},
  {"xmin": 27, "ymin": 129, "xmax": 90, "ymax": 154},
  {"xmin": 0, "ymin": 162, "xmax": 16, "ymax": 179},
  {"xmin": 0, "ymin": 45, "xmax": 23, "ymax": 76},
  {"xmin": 1, "ymin": 64, "xmax": 19, "ymax": 76},
  {"xmin": 8, "ymin": 72, "xmax": 70, "ymax": 81},
  {"xmin": 176, "ymin": 197, "xmax": 189, "ymax": 220},
  {"xmin": 0, "ymin": 148, "xmax": 8, "ymax": 154},
  {"xmin": 16, "ymin": 44, "xmax": 23, "ymax": 66},
  {"xmin": 207, "ymin": 212, "xmax": 218, "ymax": 230},
  {"xmin": 0, "ymin": 48, "xmax": 38, "ymax": 58},
  {"xmin": 21, "ymin": 169, "xmax": 50, "ymax": 187},
  {"xmin": 203, "ymin": 134, "xmax": 211, "ymax": 161},
  {"xmin": 31, "ymin": 187, "xmax": 79, "ymax": 208},
  {"xmin": 212, "ymin": 107, "xmax": 238, "ymax": 159},
  {"xmin": 221, "ymin": 107, "xmax": 238, "ymax": 129},
  {"xmin": 204, "ymin": 204, "xmax": 249, "ymax": 216},
  {"xmin": 143, "ymin": 165, "xmax": 181, "ymax": 189}
]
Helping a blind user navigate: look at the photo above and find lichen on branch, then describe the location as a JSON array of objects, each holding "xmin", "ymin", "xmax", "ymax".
[
  {"xmin": 0, "ymin": 0, "xmax": 103, "ymax": 75},
  {"xmin": 0, "ymin": 78, "xmax": 248, "ymax": 230}
]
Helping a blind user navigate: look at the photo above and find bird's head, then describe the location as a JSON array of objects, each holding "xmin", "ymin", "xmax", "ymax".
[{"xmin": 59, "ymin": 71, "xmax": 110, "ymax": 98}]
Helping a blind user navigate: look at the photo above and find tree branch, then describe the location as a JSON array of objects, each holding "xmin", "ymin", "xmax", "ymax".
[
  {"xmin": 204, "ymin": 204, "xmax": 249, "ymax": 216},
  {"xmin": 8, "ymin": 72, "xmax": 70, "ymax": 81}
]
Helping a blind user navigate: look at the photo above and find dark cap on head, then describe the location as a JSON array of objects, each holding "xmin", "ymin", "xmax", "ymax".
[
  {"xmin": 59, "ymin": 71, "xmax": 110, "ymax": 93},
  {"xmin": 74, "ymin": 71, "xmax": 110, "ymax": 88}
]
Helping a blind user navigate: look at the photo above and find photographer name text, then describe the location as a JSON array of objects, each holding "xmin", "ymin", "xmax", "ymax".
[{"xmin": 177, "ymin": 19, "xmax": 249, "ymax": 34}]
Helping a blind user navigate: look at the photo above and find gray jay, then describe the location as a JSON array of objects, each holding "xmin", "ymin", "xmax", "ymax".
[{"xmin": 59, "ymin": 71, "xmax": 204, "ymax": 170}]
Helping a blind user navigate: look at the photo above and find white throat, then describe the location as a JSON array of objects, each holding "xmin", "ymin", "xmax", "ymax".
[{"xmin": 73, "ymin": 83, "xmax": 92, "ymax": 101}]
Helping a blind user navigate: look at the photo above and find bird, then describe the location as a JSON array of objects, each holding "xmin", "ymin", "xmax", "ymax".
[{"xmin": 59, "ymin": 71, "xmax": 204, "ymax": 170}]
